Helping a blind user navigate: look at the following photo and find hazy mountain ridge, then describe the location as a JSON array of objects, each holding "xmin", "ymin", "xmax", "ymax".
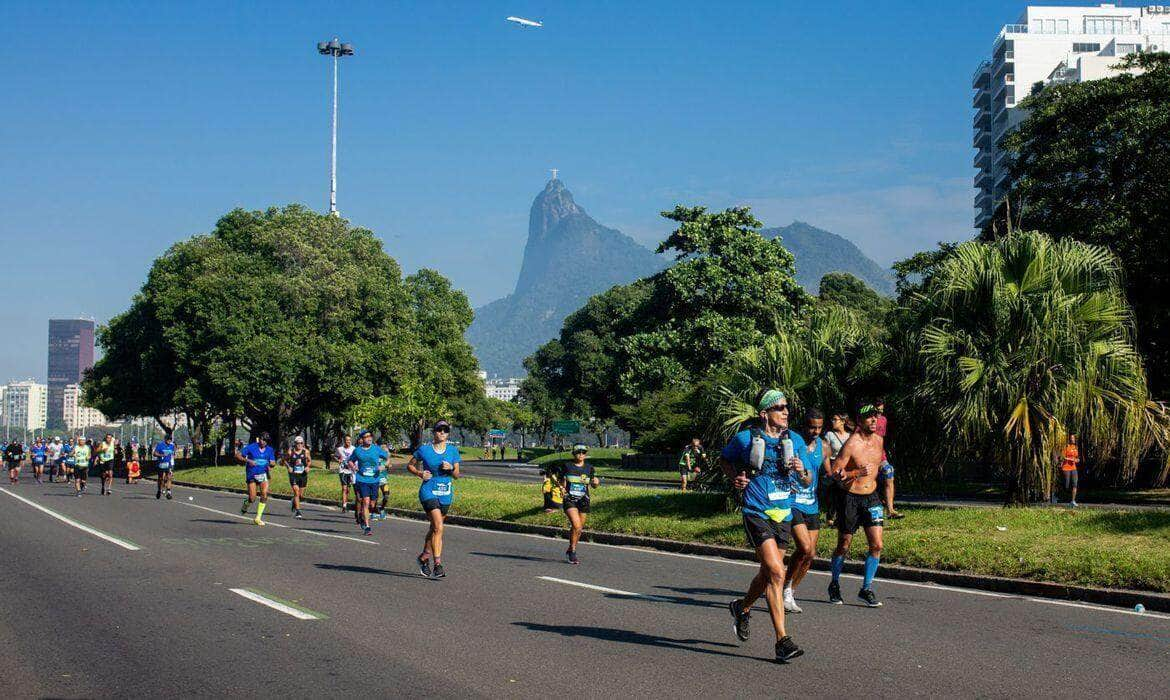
[
  {"xmin": 762, "ymin": 221, "xmax": 895, "ymax": 296},
  {"xmin": 468, "ymin": 184, "xmax": 894, "ymax": 377}
]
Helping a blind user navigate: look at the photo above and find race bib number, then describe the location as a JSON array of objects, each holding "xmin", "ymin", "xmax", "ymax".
[
  {"xmin": 431, "ymin": 481, "xmax": 452, "ymax": 497},
  {"xmin": 361, "ymin": 466, "xmax": 376, "ymax": 478},
  {"xmin": 868, "ymin": 504, "xmax": 885, "ymax": 523},
  {"xmin": 293, "ymin": 465, "xmax": 305, "ymax": 474},
  {"xmin": 252, "ymin": 473, "xmax": 268, "ymax": 483},
  {"xmin": 568, "ymin": 483, "xmax": 587, "ymax": 497}
]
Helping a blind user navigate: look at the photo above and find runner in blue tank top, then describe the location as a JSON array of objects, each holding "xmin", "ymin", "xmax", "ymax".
[
  {"xmin": 721, "ymin": 388, "xmax": 811, "ymax": 664},
  {"xmin": 406, "ymin": 420, "xmax": 460, "ymax": 579},
  {"xmin": 783, "ymin": 409, "xmax": 832, "ymax": 614}
]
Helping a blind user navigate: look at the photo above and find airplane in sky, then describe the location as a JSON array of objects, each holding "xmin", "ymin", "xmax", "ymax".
[{"xmin": 506, "ymin": 16, "xmax": 543, "ymax": 28}]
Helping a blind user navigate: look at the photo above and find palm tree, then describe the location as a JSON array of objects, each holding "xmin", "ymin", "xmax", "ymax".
[
  {"xmin": 910, "ymin": 230, "xmax": 1168, "ymax": 503},
  {"xmin": 712, "ymin": 303, "xmax": 879, "ymax": 440}
]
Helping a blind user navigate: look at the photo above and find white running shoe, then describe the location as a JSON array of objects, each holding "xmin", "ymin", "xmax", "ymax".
[{"xmin": 783, "ymin": 587, "xmax": 803, "ymax": 613}]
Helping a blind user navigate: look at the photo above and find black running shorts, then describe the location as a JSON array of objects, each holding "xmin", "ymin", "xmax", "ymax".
[
  {"xmin": 839, "ymin": 491, "xmax": 884, "ymax": 534},
  {"xmin": 742, "ymin": 514, "xmax": 791, "ymax": 549},
  {"xmin": 790, "ymin": 508, "xmax": 820, "ymax": 531},
  {"xmin": 562, "ymin": 496, "xmax": 590, "ymax": 514},
  {"xmin": 288, "ymin": 472, "xmax": 308, "ymax": 488}
]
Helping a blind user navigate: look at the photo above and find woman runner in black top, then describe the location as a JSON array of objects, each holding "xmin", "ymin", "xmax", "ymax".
[{"xmin": 559, "ymin": 444, "xmax": 600, "ymax": 565}]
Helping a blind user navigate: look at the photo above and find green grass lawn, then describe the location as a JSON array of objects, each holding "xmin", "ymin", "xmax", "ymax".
[
  {"xmin": 527, "ymin": 448, "xmax": 632, "ymax": 469},
  {"xmin": 173, "ymin": 465, "xmax": 1170, "ymax": 593}
]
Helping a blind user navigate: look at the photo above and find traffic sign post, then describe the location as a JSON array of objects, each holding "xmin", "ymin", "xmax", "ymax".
[{"xmin": 552, "ymin": 420, "xmax": 580, "ymax": 435}]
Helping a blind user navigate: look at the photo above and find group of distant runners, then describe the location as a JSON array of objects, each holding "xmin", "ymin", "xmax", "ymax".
[{"xmin": 3, "ymin": 433, "xmax": 133, "ymax": 496}]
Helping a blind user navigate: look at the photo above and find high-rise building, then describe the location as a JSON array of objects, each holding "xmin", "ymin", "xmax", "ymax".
[
  {"xmin": 972, "ymin": 4, "xmax": 1170, "ymax": 228},
  {"xmin": 47, "ymin": 318, "xmax": 95, "ymax": 425},
  {"xmin": 3, "ymin": 380, "xmax": 48, "ymax": 432},
  {"xmin": 63, "ymin": 383, "xmax": 107, "ymax": 431}
]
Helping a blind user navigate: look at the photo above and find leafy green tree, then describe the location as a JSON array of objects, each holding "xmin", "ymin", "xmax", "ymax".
[
  {"xmin": 88, "ymin": 205, "xmax": 421, "ymax": 447},
  {"xmin": 818, "ymin": 272, "xmax": 890, "ymax": 312},
  {"xmin": 998, "ymin": 52, "xmax": 1170, "ymax": 394},
  {"xmin": 523, "ymin": 205, "xmax": 811, "ymax": 428},
  {"xmin": 350, "ymin": 380, "xmax": 449, "ymax": 445},
  {"xmin": 909, "ymin": 231, "xmax": 1169, "ymax": 502}
]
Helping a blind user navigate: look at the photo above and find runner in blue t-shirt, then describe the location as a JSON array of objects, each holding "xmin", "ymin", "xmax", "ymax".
[
  {"xmin": 30, "ymin": 440, "xmax": 47, "ymax": 484},
  {"xmin": 783, "ymin": 409, "xmax": 832, "ymax": 614},
  {"xmin": 236, "ymin": 433, "xmax": 276, "ymax": 526},
  {"xmin": 154, "ymin": 435, "xmax": 177, "ymax": 500},
  {"xmin": 406, "ymin": 420, "xmax": 461, "ymax": 578},
  {"xmin": 720, "ymin": 388, "xmax": 811, "ymax": 664},
  {"xmin": 61, "ymin": 440, "xmax": 74, "ymax": 482},
  {"xmin": 346, "ymin": 430, "xmax": 389, "ymax": 536}
]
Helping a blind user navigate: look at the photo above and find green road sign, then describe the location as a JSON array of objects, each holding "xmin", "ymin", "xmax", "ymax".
[
  {"xmin": 552, "ymin": 420, "xmax": 581, "ymax": 435},
  {"xmin": 488, "ymin": 429, "xmax": 507, "ymax": 438}
]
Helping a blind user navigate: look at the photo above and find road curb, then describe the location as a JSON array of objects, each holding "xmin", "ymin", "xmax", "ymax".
[{"xmin": 168, "ymin": 477, "xmax": 1170, "ymax": 613}]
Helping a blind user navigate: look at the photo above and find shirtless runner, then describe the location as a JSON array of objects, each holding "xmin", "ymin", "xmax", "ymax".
[{"xmin": 827, "ymin": 401, "xmax": 885, "ymax": 608}]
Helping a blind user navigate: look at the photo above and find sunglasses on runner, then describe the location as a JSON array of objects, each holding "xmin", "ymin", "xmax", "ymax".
[
  {"xmin": 766, "ymin": 403, "xmax": 789, "ymax": 412},
  {"xmin": 434, "ymin": 426, "xmax": 450, "ymax": 433}
]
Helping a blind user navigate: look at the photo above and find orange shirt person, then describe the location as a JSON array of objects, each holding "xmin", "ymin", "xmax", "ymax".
[{"xmin": 1058, "ymin": 435, "xmax": 1080, "ymax": 507}]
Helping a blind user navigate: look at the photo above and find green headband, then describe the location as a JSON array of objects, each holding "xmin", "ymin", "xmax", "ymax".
[
  {"xmin": 859, "ymin": 404, "xmax": 878, "ymax": 417},
  {"xmin": 757, "ymin": 389, "xmax": 787, "ymax": 412}
]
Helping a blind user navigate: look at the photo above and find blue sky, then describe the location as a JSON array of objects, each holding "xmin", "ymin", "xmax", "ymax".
[{"xmin": 1, "ymin": 0, "xmax": 1061, "ymax": 381}]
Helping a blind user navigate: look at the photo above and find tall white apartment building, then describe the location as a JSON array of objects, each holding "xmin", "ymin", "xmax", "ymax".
[
  {"xmin": 3, "ymin": 380, "xmax": 48, "ymax": 431},
  {"xmin": 63, "ymin": 383, "xmax": 107, "ymax": 431},
  {"xmin": 972, "ymin": 4, "xmax": 1170, "ymax": 228}
]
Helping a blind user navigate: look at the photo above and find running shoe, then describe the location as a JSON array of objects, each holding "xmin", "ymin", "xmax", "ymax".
[
  {"xmin": 775, "ymin": 636, "xmax": 804, "ymax": 663},
  {"xmin": 567, "ymin": 549, "xmax": 580, "ymax": 565},
  {"xmin": 363, "ymin": 526, "xmax": 372, "ymax": 536},
  {"xmin": 294, "ymin": 510, "xmax": 303, "ymax": 519},
  {"xmin": 1070, "ymin": 501, "xmax": 1079, "ymax": 507},
  {"xmin": 417, "ymin": 556, "xmax": 431, "ymax": 578},
  {"xmin": 432, "ymin": 563, "xmax": 446, "ymax": 579},
  {"xmin": 783, "ymin": 587, "xmax": 802, "ymax": 613},
  {"xmin": 254, "ymin": 517, "xmax": 265, "ymax": 527},
  {"xmin": 828, "ymin": 580, "xmax": 843, "ymax": 605},
  {"xmin": 889, "ymin": 511, "xmax": 905, "ymax": 519},
  {"xmin": 728, "ymin": 599, "xmax": 751, "ymax": 642},
  {"xmin": 156, "ymin": 491, "xmax": 162, "ymax": 500},
  {"xmin": 166, "ymin": 491, "xmax": 173, "ymax": 500},
  {"xmin": 858, "ymin": 588, "xmax": 882, "ymax": 607},
  {"xmin": 77, "ymin": 492, "xmax": 82, "ymax": 498}
]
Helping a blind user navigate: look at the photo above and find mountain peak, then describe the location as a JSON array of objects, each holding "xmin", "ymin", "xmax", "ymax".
[{"xmin": 529, "ymin": 179, "xmax": 583, "ymax": 243}]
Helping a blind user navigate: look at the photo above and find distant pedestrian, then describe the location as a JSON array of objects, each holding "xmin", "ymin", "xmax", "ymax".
[
  {"xmin": 678, "ymin": 438, "xmax": 704, "ymax": 492},
  {"xmin": 874, "ymin": 399, "xmax": 903, "ymax": 519},
  {"xmin": 1058, "ymin": 434, "xmax": 1080, "ymax": 507}
]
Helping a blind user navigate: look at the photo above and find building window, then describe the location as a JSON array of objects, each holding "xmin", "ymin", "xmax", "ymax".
[
  {"xmin": 1084, "ymin": 16, "xmax": 1131, "ymax": 35},
  {"xmin": 1058, "ymin": 19, "xmax": 1069, "ymax": 34},
  {"xmin": 1073, "ymin": 42, "xmax": 1101, "ymax": 53},
  {"xmin": 1116, "ymin": 43, "xmax": 1141, "ymax": 55}
]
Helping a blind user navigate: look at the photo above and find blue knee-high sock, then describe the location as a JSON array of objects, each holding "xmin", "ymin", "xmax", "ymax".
[
  {"xmin": 863, "ymin": 554, "xmax": 880, "ymax": 589},
  {"xmin": 830, "ymin": 555, "xmax": 845, "ymax": 583}
]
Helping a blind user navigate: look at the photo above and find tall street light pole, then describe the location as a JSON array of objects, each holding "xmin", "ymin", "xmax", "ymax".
[{"xmin": 317, "ymin": 37, "xmax": 355, "ymax": 217}]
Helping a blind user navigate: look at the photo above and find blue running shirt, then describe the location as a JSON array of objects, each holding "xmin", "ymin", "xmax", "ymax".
[
  {"xmin": 240, "ymin": 442, "xmax": 276, "ymax": 479},
  {"xmin": 414, "ymin": 443, "xmax": 460, "ymax": 505},
  {"xmin": 348, "ymin": 445, "xmax": 388, "ymax": 484},
  {"xmin": 721, "ymin": 428, "xmax": 804, "ymax": 523}
]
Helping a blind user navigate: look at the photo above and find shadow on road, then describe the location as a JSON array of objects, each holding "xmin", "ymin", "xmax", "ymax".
[
  {"xmin": 652, "ymin": 585, "xmax": 742, "ymax": 598},
  {"xmin": 470, "ymin": 551, "xmax": 560, "ymax": 563},
  {"xmin": 315, "ymin": 563, "xmax": 426, "ymax": 580},
  {"xmin": 511, "ymin": 622, "xmax": 755, "ymax": 660}
]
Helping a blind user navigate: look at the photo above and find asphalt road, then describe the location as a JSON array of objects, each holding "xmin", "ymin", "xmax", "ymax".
[{"xmin": 2, "ymin": 479, "xmax": 1169, "ymax": 699}]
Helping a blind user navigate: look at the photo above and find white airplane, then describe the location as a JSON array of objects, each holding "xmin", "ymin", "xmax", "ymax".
[{"xmin": 506, "ymin": 16, "xmax": 543, "ymax": 28}]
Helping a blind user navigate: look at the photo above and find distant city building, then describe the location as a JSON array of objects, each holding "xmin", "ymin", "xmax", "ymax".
[
  {"xmin": 3, "ymin": 380, "xmax": 48, "ymax": 431},
  {"xmin": 485, "ymin": 378, "xmax": 523, "ymax": 402},
  {"xmin": 47, "ymin": 318, "xmax": 96, "ymax": 425},
  {"xmin": 972, "ymin": 3, "xmax": 1170, "ymax": 228},
  {"xmin": 62, "ymin": 383, "xmax": 107, "ymax": 431}
]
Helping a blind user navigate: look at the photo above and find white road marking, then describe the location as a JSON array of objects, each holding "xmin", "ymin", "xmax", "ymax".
[
  {"xmin": 229, "ymin": 588, "xmax": 324, "ymax": 620},
  {"xmin": 1026, "ymin": 596, "xmax": 1170, "ymax": 620},
  {"xmin": 0, "ymin": 486, "xmax": 140, "ymax": 551},
  {"xmin": 538, "ymin": 576, "xmax": 671, "ymax": 601},
  {"xmin": 179, "ymin": 500, "xmax": 375, "ymax": 545}
]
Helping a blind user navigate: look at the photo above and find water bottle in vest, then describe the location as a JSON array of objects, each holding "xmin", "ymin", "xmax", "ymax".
[
  {"xmin": 781, "ymin": 437, "xmax": 795, "ymax": 469},
  {"xmin": 749, "ymin": 433, "xmax": 766, "ymax": 474}
]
